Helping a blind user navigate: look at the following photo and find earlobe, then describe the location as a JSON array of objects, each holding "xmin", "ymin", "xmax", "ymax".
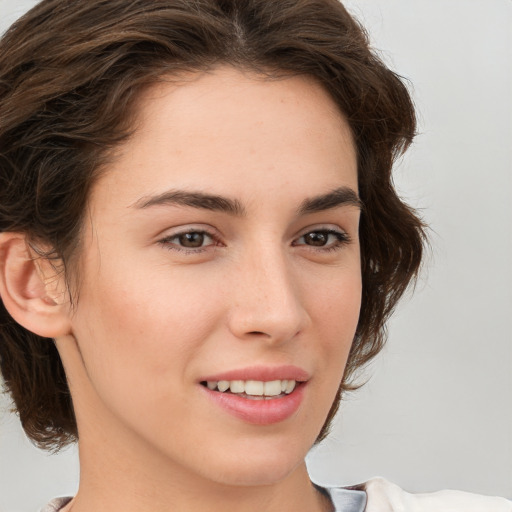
[{"xmin": 0, "ymin": 232, "xmax": 72, "ymax": 338}]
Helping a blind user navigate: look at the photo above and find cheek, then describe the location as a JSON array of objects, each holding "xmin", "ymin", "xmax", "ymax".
[
  {"xmin": 309, "ymin": 267, "xmax": 362, "ymax": 378},
  {"xmin": 295, "ymin": 269, "xmax": 361, "ymax": 440},
  {"xmin": 70, "ymin": 262, "xmax": 221, "ymax": 400},
  {"xmin": 309, "ymin": 263, "xmax": 362, "ymax": 334}
]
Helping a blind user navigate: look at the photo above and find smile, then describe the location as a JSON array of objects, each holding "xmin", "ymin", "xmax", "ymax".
[{"xmin": 202, "ymin": 379, "xmax": 297, "ymax": 398}]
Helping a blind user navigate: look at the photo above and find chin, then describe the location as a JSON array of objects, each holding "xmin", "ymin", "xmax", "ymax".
[{"xmin": 195, "ymin": 437, "xmax": 311, "ymax": 488}]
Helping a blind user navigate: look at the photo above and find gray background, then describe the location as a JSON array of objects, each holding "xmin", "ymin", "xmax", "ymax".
[{"xmin": 0, "ymin": 0, "xmax": 511, "ymax": 510}]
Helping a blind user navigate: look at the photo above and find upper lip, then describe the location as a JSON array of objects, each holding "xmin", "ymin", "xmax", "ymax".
[{"xmin": 200, "ymin": 365, "xmax": 310, "ymax": 383}]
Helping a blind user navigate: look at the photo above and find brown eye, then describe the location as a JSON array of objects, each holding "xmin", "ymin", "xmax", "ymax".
[
  {"xmin": 178, "ymin": 232, "xmax": 207, "ymax": 248},
  {"xmin": 303, "ymin": 232, "xmax": 329, "ymax": 246},
  {"xmin": 294, "ymin": 229, "xmax": 350, "ymax": 250},
  {"xmin": 160, "ymin": 230, "xmax": 216, "ymax": 251}
]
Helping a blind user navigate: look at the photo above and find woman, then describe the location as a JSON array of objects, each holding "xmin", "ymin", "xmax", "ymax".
[{"xmin": 0, "ymin": 1, "xmax": 509, "ymax": 511}]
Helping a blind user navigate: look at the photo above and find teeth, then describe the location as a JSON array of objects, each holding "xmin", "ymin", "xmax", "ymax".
[
  {"xmin": 204, "ymin": 379, "xmax": 298, "ymax": 396},
  {"xmin": 229, "ymin": 380, "xmax": 245, "ymax": 393},
  {"xmin": 217, "ymin": 380, "xmax": 230, "ymax": 392},
  {"xmin": 245, "ymin": 380, "xmax": 264, "ymax": 396},
  {"xmin": 285, "ymin": 380, "xmax": 296, "ymax": 394},
  {"xmin": 264, "ymin": 380, "xmax": 282, "ymax": 396}
]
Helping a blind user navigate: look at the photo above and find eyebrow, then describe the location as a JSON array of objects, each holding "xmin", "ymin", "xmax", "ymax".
[
  {"xmin": 133, "ymin": 186, "xmax": 362, "ymax": 216},
  {"xmin": 298, "ymin": 187, "xmax": 363, "ymax": 214},
  {"xmin": 133, "ymin": 190, "xmax": 246, "ymax": 216}
]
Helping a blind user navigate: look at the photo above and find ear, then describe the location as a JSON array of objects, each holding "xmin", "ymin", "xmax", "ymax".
[{"xmin": 0, "ymin": 232, "xmax": 72, "ymax": 338}]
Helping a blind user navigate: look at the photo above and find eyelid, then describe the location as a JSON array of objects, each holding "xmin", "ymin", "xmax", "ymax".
[
  {"xmin": 157, "ymin": 225, "xmax": 222, "ymax": 252},
  {"xmin": 294, "ymin": 224, "xmax": 350, "ymax": 240},
  {"xmin": 156, "ymin": 223, "xmax": 221, "ymax": 241},
  {"xmin": 292, "ymin": 225, "xmax": 351, "ymax": 250},
  {"xmin": 156, "ymin": 223, "xmax": 352, "ymax": 254}
]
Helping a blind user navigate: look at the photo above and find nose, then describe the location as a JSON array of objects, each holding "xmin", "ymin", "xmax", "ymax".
[{"xmin": 226, "ymin": 248, "xmax": 310, "ymax": 344}]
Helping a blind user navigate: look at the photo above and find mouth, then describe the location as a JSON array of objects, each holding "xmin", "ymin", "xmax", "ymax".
[
  {"xmin": 198, "ymin": 366, "xmax": 309, "ymax": 424},
  {"xmin": 200, "ymin": 379, "xmax": 299, "ymax": 400},
  {"xmin": 199, "ymin": 376, "xmax": 306, "ymax": 425}
]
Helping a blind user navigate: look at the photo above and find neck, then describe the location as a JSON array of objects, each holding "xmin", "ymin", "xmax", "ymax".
[
  {"xmin": 70, "ymin": 446, "xmax": 330, "ymax": 512},
  {"xmin": 67, "ymin": 423, "xmax": 331, "ymax": 512}
]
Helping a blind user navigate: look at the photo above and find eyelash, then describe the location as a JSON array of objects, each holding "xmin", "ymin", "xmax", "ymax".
[
  {"xmin": 158, "ymin": 229, "xmax": 219, "ymax": 253},
  {"xmin": 293, "ymin": 229, "xmax": 351, "ymax": 252},
  {"xmin": 158, "ymin": 228, "xmax": 351, "ymax": 254}
]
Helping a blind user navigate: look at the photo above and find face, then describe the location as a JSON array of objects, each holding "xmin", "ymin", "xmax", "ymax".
[{"xmin": 63, "ymin": 66, "xmax": 361, "ymax": 487}]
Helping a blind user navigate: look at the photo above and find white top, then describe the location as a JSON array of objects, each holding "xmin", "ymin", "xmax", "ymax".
[
  {"xmin": 325, "ymin": 478, "xmax": 512, "ymax": 512},
  {"xmin": 41, "ymin": 478, "xmax": 512, "ymax": 512}
]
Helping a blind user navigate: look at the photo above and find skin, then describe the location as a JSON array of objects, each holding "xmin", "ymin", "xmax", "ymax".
[{"xmin": 12, "ymin": 67, "xmax": 363, "ymax": 511}]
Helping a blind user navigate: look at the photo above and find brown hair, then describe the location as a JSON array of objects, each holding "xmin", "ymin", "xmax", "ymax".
[{"xmin": 0, "ymin": 0, "xmax": 425, "ymax": 450}]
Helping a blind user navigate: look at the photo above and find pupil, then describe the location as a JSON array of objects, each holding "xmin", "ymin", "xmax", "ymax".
[
  {"xmin": 179, "ymin": 233, "xmax": 204, "ymax": 248},
  {"xmin": 305, "ymin": 232, "xmax": 327, "ymax": 246}
]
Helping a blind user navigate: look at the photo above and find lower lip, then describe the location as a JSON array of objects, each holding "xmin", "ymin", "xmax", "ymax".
[{"xmin": 201, "ymin": 384, "xmax": 306, "ymax": 425}]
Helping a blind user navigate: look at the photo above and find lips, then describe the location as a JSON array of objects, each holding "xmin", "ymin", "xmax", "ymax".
[
  {"xmin": 199, "ymin": 365, "xmax": 309, "ymax": 425},
  {"xmin": 200, "ymin": 365, "xmax": 310, "ymax": 383}
]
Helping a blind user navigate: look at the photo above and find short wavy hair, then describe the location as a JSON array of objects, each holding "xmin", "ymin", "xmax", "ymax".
[{"xmin": 0, "ymin": 0, "xmax": 425, "ymax": 450}]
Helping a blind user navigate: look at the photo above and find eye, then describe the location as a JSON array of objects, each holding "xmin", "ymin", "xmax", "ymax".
[
  {"xmin": 294, "ymin": 229, "xmax": 350, "ymax": 250},
  {"xmin": 159, "ymin": 230, "xmax": 217, "ymax": 251}
]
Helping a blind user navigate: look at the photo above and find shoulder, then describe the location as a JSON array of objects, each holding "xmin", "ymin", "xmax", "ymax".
[
  {"xmin": 360, "ymin": 477, "xmax": 512, "ymax": 512},
  {"xmin": 39, "ymin": 497, "xmax": 72, "ymax": 512}
]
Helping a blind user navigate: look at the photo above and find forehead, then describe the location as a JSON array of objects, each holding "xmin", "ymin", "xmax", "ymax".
[
  {"xmin": 91, "ymin": 66, "xmax": 358, "ymax": 210},
  {"xmin": 134, "ymin": 66, "xmax": 350, "ymax": 134}
]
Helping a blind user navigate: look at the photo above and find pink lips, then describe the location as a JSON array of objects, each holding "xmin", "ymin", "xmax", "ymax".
[
  {"xmin": 201, "ymin": 365, "xmax": 310, "ymax": 383},
  {"xmin": 199, "ymin": 365, "xmax": 309, "ymax": 425}
]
